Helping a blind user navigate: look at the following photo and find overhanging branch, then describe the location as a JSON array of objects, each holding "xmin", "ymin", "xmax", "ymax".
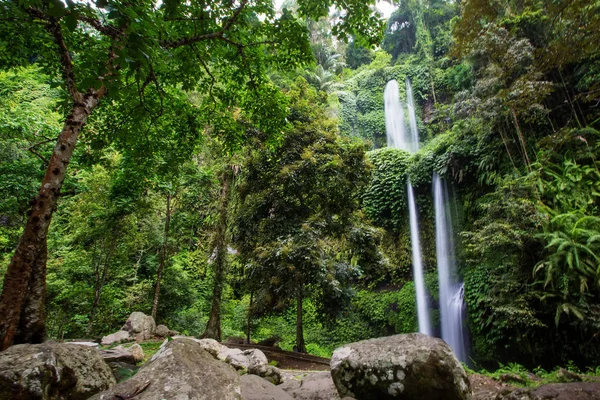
[
  {"xmin": 26, "ymin": 7, "xmax": 80, "ymax": 101},
  {"xmin": 160, "ymin": 0, "xmax": 249, "ymax": 48}
]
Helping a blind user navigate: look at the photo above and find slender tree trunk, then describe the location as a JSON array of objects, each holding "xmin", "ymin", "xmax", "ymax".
[
  {"xmin": 202, "ymin": 170, "xmax": 232, "ymax": 341},
  {"xmin": 86, "ymin": 238, "xmax": 116, "ymax": 335},
  {"xmin": 498, "ymin": 127, "xmax": 518, "ymax": 171},
  {"xmin": 246, "ymin": 291, "xmax": 253, "ymax": 344},
  {"xmin": 295, "ymin": 285, "xmax": 306, "ymax": 353},
  {"xmin": 0, "ymin": 89, "xmax": 103, "ymax": 350},
  {"xmin": 510, "ymin": 107, "xmax": 532, "ymax": 170},
  {"xmin": 152, "ymin": 193, "xmax": 172, "ymax": 321}
]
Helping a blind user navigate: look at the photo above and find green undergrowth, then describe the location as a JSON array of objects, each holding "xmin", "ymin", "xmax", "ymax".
[
  {"xmin": 465, "ymin": 361, "xmax": 600, "ymax": 388},
  {"xmin": 137, "ymin": 340, "xmax": 164, "ymax": 363}
]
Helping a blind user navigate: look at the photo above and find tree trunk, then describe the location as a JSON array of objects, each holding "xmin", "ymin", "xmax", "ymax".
[
  {"xmin": 246, "ymin": 291, "xmax": 253, "ymax": 344},
  {"xmin": 295, "ymin": 286, "xmax": 306, "ymax": 353},
  {"xmin": 86, "ymin": 237, "xmax": 116, "ymax": 336},
  {"xmin": 510, "ymin": 107, "xmax": 531, "ymax": 170},
  {"xmin": 152, "ymin": 193, "xmax": 172, "ymax": 321},
  {"xmin": 202, "ymin": 170, "xmax": 232, "ymax": 341},
  {"xmin": 0, "ymin": 89, "xmax": 103, "ymax": 350}
]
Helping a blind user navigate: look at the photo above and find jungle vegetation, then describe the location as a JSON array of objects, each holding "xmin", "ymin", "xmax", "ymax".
[{"xmin": 0, "ymin": 0, "xmax": 599, "ymax": 371}]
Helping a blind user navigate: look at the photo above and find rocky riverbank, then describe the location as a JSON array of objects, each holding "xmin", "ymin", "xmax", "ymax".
[{"xmin": 2, "ymin": 312, "xmax": 600, "ymax": 399}]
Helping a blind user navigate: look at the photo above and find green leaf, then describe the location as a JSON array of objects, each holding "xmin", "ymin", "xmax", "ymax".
[
  {"xmin": 65, "ymin": 13, "xmax": 78, "ymax": 32},
  {"xmin": 47, "ymin": 0, "xmax": 67, "ymax": 18}
]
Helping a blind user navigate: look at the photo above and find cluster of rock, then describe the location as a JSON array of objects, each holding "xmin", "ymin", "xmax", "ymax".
[
  {"xmin": 2, "ymin": 327, "xmax": 599, "ymax": 400},
  {"xmin": 100, "ymin": 312, "xmax": 178, "ymax": 346}
]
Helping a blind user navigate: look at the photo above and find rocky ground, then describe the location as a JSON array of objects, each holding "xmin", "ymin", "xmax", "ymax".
[{"xmin": 2, "ymin": 311, "xmax": 600, "ymax": 400}]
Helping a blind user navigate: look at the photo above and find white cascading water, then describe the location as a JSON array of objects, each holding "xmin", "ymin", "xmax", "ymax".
[
  {"xmin": 407, "ymin": 183, "xmax": 432, "ymax": 336},
  {"xmin": 433, "ymin": 173, "xmax": 467, "ymax": 362},
  {"xmin": 384, "ymin": 80, "xmax": 409, "ymax": 151},
  {"xmin": 405, "ymin": 78, "xmax": 420, "ymax": 153},
  {"xmin": 384, "ymin": 78, "xmax": 432, "ymax": 335}
]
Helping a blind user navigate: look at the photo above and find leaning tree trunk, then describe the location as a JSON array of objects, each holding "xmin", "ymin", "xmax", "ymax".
[
  {"xmin": 202, "ymin": 170, "xmax": 232, "ymax": 341},
  {"xmin": 152, "ymin": 193, "xmax": 172, "ymax": 321},
  {"xmin": 0, "ymin": 89, "xmax": 104, "ymax": 350},
  {"xmin": 295, "ymin": 285, "xmax": 306, "ymax": 353}
]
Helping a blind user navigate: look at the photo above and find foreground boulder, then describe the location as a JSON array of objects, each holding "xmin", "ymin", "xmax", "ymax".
[
  {"xmin": 89, "ymin": 338, "xmax": 242, "ymax": 400},
  {"xmin": 0, "ymin": 342, "xmax": 115, "ymax": 400},
  {"xmin": 122, "ymin": 311, "xmax": 155, "ymax": 341},
  {"xmin": 330, "ymin": 333, "xmax": 471, "ymax": 400}
]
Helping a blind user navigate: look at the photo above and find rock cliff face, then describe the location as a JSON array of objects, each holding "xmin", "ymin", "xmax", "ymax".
[
  {"xmin": 89, "ymin": 338, "xmax": 242, "ymax": 400},
  {"xmin": 330, "ymin": 333, "xmax": 471, "ymax": 400},
  {"xmin": 0, "ymin": 342, "xmax": 115, "ymax": 400}
]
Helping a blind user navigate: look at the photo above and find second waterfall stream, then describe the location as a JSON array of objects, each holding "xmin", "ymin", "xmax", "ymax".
[{"xmin": 384, "ymin": 78, "xmax": 468, "ymax": 361}]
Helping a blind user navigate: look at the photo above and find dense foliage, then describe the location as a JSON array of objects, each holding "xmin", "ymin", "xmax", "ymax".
[{"xmin": 1, "ymin": 0, "xmax": 600, "ymax": 372}]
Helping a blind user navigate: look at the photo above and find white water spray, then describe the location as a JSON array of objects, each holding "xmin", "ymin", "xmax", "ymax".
[
  {"xmin": 405, "ymin": 78, "xmax": 420, "ymax": 152},
  {"xmin": 384, "ymin": 80, "xmax": 409, "ymax": 151},
  {"xmin": 433, "ymin": 173, "xmax": 467, "ymax": 361},
  {"xmin": 407, "ymin": 183, "xmax": 432, "ymax": 335},
  {"xmin": 385, "ymin": 78, "xmax": 431, "ymax": 335}
]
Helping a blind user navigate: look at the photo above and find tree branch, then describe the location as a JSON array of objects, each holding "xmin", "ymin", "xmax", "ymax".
[
  {"xmin": 192, "ymin": 47, "xmax": 217, "ymax": 110},
  {"xmin": 78, "ymin": 15, "xmax": 121, "ymax": 39},
  {"xmin": 28, "ymin": 148, "xmax": 49, "ymax": 165},
  {"xmin": 160, "ymin": 0, "xmax": 249, "ymax": 48},
  {"xmin": 26, "ymin": 7, "xmax": 80, "ymax": 101}
]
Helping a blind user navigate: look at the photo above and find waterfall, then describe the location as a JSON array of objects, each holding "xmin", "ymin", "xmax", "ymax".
[
  {"xmin": 407, "ymin": 183, "xmax": 432, "ymax": 336},
  {"xmin": 405, "ymin": 78, "xmax": 419, "ymax": 153},
  {"xmin": 433, "ymin": 173, "xmax": 467, "ymax": 362},
  {"xmin": 384, "ymin": 78, "xmax": 431, "ymax": 335},
  {"xmin": 384, "ymin": 80, "xmax": 409, "ymax": 151}
]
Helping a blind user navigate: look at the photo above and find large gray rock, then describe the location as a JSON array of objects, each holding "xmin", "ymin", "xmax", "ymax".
[
  {"xmin": 280, "ymin": 371, "xmax": 344, "ymax": 400},
  {"xmin": 184, "ymin": 337, "xmax": 226, "ymax": 358},
  {"xmin": 0, "ymin": 342, "xmax": 116, "ymax": 400},
  {"xmin": 330, "ymin": 333, "xmax": 471, "ymax": 400},
  {"xmin": 100, "ymin": 347, "xmax": 136, "ymax": 364},
  {"xmin": 89, "ymin": 338, "xmax": 242, "ymax": 400},
  {"xmin": 100, "ymin": 330, "xmax": 131, "ymax": 346},
  {"xmin": 241, "ymin": 374, "xmax": 293, "ymax": 400},
  {"xmin": 531, "ymin": 383, "xmax": 600, "ymax": 400},
  {"xmin": 122, "ymin": 312, "xmax": 155, "ymax": 342},
  {"xmin": 154, "ymin": 324, "xmax": 170, "ymax": 338},
  {"xmin": 124, "ymin": 343, "xmax": 144, "ymax": 363},
  {"xmin": 218, "ymin": 346, "xmax": 244, "ymax": 362},
  {"xmin": 225, "ymin": 348, "xmax": 268, "ymax": 374},
  {"xmin": 261, "ymin": 365, "xmax": 285, "ymax": 385}
]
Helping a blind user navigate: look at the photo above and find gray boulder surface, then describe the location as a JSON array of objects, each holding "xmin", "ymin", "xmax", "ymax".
[
  {"xmin": 185, "ymin": 337, "xmax": 227, "ymax": 357},
  {"xmin": 100, "ymin": 347, "xmax": 136, "ymax": 364},
  {"xmin": 531, "ymin": 382, "xmax": 600, "ymax": 400},
  {"xmin": 470, "ymin": 375, "xmax": 600, "ymax": 400},
  {"xmin": 261, "ymin": 365, "xmax": 284, "ymax": 385},
  {"xmin": 241, "ymin": 374, "xmax": 293, "ymax": 400},
  {"xmin": 224, "ymin": 348, "xmax": 268, "ymax": 373},
  {"xmin": 89, "ymin": 338, "xmax": 242, "ymax": 400},
  {"xmin": 154, "ymin": 324, "xmax": 170, "ymax": 338},
  {"xmin": 330, "ymin": 333, "xmax": 471, "ymax": 400},
  {"xmin": 121, "ymin": 311, "xmax": 156, "ymax": 341},
  {"xmin": 100, "ymin": 330, "xmax": 131, "ymax": 346},
  {"xmin": 123, "ymin": 343, "xmax": 144, "ymax": 363},
  {"xmin": 280, "ymin": 371, "xmax": 344, "ymax": 400},
  {"xmin": 0, "ymin": 342, "xmax": 116, "ymax": 400}
]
